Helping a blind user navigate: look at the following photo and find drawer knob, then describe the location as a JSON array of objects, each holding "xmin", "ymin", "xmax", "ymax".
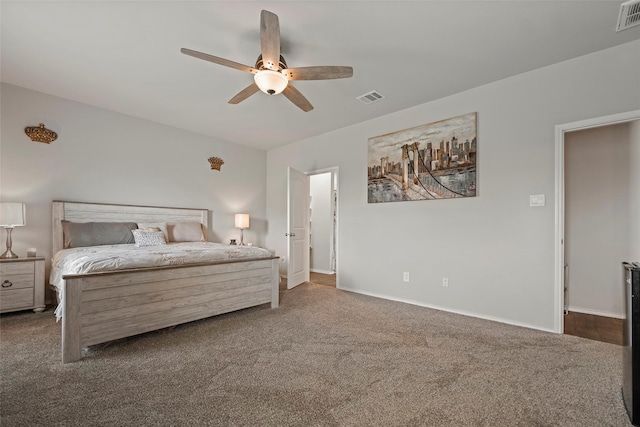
[{"xmin": 1, "ymin": 280, "xmax": 12, "ymax": 288}]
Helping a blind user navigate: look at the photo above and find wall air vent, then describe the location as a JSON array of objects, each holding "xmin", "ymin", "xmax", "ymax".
[
  {"xmin": 617, "ymin": 0, "xmax": 640, "ymax": 32},
  {"xmin": 357, "ymin": 90, "xmax": 385, "ymax": 105}
]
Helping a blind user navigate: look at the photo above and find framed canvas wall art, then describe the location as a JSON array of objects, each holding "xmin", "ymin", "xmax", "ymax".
[{"xmin": 367, "ymin": 112, "xmax": 477, "ymax": 203}]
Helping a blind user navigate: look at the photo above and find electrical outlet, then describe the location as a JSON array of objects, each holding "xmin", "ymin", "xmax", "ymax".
[
  {"xmin": 403, "ymin": 272, "xmax": 410, "ymax": 282},
  {"xmin": 442, "ymin": 277, "xmax": 449, "ymax": 287}
]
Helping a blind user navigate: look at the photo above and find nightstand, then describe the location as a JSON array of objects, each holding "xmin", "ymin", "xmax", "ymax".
[{"xmin": 0, "ymin": 257, "xmax": 45, "ymax": 313}]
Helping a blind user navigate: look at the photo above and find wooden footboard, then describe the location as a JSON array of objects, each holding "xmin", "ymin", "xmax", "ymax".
[{"xmin": 62, "ymin": 258, "xmax": 279, "ymax": 363}]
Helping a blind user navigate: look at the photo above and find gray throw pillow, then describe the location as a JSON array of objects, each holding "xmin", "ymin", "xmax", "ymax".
[{"xmin": 62, "ymin": 221, "xmax": 138, "ymax": 248}]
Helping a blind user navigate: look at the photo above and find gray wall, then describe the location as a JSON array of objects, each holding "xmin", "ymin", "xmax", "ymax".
[
  {"xmin": 0, "ymin": 83, "xmax": 268, "ymax": 274},
  {"xmin": 266, "ymin": 40, "xmax": 640, "ymax": 332},
  {"xmin": 565, "ymin": 122, "xmax": 640, "ymax": 318}
]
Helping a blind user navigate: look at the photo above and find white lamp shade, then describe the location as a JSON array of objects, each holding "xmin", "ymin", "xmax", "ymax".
[
  {"xmin": 0, "ymin": 203, "xmax": 25, "ymax": 227},
  {"xmin": 235, "ymin": 214, "xmax": 250, "ymax": 229},
  {"xmin": 254, "ymin": 70, "xmax": 288, "ymax": 95}
]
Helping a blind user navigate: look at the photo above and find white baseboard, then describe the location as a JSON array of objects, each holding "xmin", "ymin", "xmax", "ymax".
[
  {"xmin": 310, "ymin": 269, "xmax": 335, "ymax": 275},
  {"xmin": 566, "ymin": 306, "xmax": 626, "ymax": 319},
  {"xmin": 339, "ymin": 287, "xmax": 557, "ymax": 334}
]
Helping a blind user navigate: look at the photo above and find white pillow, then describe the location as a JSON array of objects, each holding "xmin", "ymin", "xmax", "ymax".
[
  {"xmin": 167, "ymin": 221, "xmax": 205, "ymax": 242},
  {"xmin": 137, "ymin": 222, "xmax": 169, "ymax": 241},
  {"xmin": 132, "ymin": 229, "xmax": 167, "ymax": 247}
]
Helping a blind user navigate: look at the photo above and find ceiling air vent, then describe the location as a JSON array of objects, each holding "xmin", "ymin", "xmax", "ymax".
[
  {"xmin": 617, "ymin": 0, "xmax": 640, "ymax": 32},
  {"xmin": 357, "ymin": 90, "xmax": 385, "ymax": 105}
]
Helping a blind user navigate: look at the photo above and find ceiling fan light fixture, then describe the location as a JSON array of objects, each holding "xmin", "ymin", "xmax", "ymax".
[{"xmin": 254, "ymin": 70, "xmax": 288, "ymax": 95}]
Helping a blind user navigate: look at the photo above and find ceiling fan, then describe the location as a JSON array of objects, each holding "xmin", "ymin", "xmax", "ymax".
[{"xmin": 181, "ymin": 10, "xmax": 353, "ymax": 112}]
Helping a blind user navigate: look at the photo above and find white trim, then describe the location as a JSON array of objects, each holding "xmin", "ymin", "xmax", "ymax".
[
  {"xmin": 305, "ymin": 166, "xmax": 338, "ymax": 176},
  {"xmin": 341, "ymin": 287, "xmax": 556, "ymax": 334},
  {"xmin": 566, "ymin": 306, "xmax": 626, "ymax": 320},
  {"xmin": 310, "ymin": 268, "xmax": 336, "ymax": 275},
  {"xmin": 554, "ymin": 110, "xmax": 640, "ymax": 333},
  {"xmin": 554, "ymin": 125, "xmax": 565, "ymax": 334}
]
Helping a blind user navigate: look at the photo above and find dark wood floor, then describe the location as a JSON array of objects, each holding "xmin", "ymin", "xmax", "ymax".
[
  {"xmin": 279, "ymin": 272, "xmax": 336, "ymax": 290},
  {"xmin": 564, "ymin": 311, "xmax": 624, "ymax": 346},
  {"xmin": 309, "ymin": 272, "xmax": 336, "ymax": 287}
]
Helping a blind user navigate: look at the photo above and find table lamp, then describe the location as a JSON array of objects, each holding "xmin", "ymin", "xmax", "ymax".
[
  {"xmin": 0, "ymin": 203, "xmax": 26, "ymax": 259},
  {"xmin": 234, "ymin": 214, "xmax": 250, "ymax": 246}
]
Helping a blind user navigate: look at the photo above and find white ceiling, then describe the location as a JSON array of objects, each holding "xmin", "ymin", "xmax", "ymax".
[{"xmin": 2, "ymin": 1, "xmax": 639, "ymax": 150}]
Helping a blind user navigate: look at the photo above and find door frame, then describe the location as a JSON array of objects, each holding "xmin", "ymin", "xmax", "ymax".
[
  {"xmin": 554, "ymin": 109, "xmax": 640, "ymax": 333},
  {"xmin": 306, "ymin": 166, "xmax": 340, "ymax": 289}
]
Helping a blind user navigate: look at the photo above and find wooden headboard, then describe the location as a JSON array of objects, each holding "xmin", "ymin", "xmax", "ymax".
[{"xmin": 51, "ymin": 201, "xmax": 209, "ymax": 255}]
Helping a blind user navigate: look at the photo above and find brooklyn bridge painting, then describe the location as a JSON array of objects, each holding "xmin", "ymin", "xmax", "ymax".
[{"xmin": 368, "ymin": 112, "xmax": 477, "ymax": 203}]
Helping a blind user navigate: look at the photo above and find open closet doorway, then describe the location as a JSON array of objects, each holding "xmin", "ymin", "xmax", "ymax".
[
  {"xmin": 308, "ymin": 168, "xmax": 339, "ymax": 288},
  {"xmin": 555, "ymin": 110, "xmax": 640, "ymax": 340}
]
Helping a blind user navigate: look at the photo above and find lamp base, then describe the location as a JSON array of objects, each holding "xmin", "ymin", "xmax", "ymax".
[
  {"xmin": 1, "ymin": 227, "xmax": 18, "ymax": 259},
  {"xmin": 0, "ymin": 248, "xmax": 18, "ymax": 259}
]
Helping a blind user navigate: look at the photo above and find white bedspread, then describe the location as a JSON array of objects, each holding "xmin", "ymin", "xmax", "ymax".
[{"xmin": 50, "ymin": 242, "xmax": 274, "ymax": 321}]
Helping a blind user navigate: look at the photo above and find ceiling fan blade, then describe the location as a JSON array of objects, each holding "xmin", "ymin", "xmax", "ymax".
[
  {"xmin": 181, "ymin": 48, "xmax": 258, "ymax": 74},
  {"xmin": 260, "ymin": 10, "xmax": 281, "ymax": 70},
  {"xmin": 283, "ymin": 66, "xmax": 354, "ymax": 81},
  {"xmin": 228, "ymin": 83, "xmax": 260, "ymax": 104},
  {"xmin": 282, "ymin": 84, "xmax": 314, "ymax": 112}
]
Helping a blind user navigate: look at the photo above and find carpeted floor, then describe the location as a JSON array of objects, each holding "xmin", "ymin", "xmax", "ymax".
[{"xmin": 0, "ymin": 281, "xmax": 632, "ymax": 426}]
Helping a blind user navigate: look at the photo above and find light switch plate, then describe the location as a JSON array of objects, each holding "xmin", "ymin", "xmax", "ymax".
[{"xmin": 530, "ymin": 194, "xmax": 545, "ymax": 207}]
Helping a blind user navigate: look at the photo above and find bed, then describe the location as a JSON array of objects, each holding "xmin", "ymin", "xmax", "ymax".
[{"xmin": 50, "ymin": 201, "xmax": 279, "ymax": 363}]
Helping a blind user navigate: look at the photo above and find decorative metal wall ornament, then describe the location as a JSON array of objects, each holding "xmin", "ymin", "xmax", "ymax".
[
  {"xmin": 208, "ymin": 157, "xmax": 224, "ymax": 171},
  {"xmin": 25, "ymin": 123, "xmax": 58, "ymax": 144}
]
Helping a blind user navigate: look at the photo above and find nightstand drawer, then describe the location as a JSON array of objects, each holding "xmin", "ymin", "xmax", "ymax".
[
  {"xmin": 0, "ymin": 257, "xmax": 45, "ymax": 314},
  {"xmin": 1, "ymin": 262, "xmax": 35, "ymax": 292},
  {"xmin": 0, "ymin": 288, "xmax": 34, "ymax": 311},
  {"xmin": 0, "ymin": 262, "xmax": 34, "ymax": 276},
  {"xmin": 1, "ymin": 274, "xmax": 34, "ymax": 291}
]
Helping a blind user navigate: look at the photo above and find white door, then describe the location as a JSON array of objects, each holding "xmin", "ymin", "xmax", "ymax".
[{"xmin": 287, "ymin": 167, "xmax": 309, "ymax": 289}]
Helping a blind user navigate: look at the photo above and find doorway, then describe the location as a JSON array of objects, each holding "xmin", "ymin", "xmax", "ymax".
[
  {"xmin": 286, "ymin": 167, "xmax": 339, "ymax": 289},
  {"xmin": 309, "ymin": 171, "xmax": 336, "ymax": 275},
  {"xmin": 554, "ymin": 110, "xmax": 640, "ymax": 337},
  {"xmin": 308, "ymin": 168, "xmax": 339, "ymax": 288},
  {"xmin": 563, "ymin": 123, "xmax": 636, "ymax": 344}
]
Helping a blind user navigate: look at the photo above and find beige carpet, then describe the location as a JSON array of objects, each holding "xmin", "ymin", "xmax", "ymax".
[{"xmin": 0, "ymin": 281, "xmax": 632, "ymax": 426}]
